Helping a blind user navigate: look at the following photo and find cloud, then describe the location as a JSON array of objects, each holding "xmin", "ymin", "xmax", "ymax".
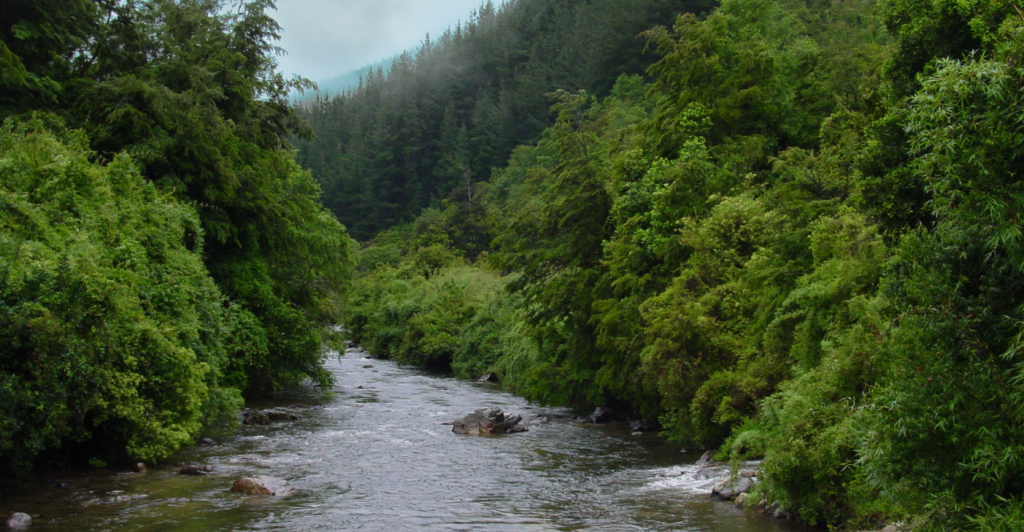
[{"xmin": 273, "ymin": 0, "xmax": 484, "ymax": 81}]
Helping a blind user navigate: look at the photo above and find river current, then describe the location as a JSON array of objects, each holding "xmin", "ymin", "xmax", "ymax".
[{"xmin": 0, "ymin": 347, "xmax": 810, "ymax": 531}]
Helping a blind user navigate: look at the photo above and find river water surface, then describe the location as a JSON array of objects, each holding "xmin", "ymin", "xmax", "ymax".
[{"xmin": 1, "ymin": 347, "xmax": 811, "ymax": 531}]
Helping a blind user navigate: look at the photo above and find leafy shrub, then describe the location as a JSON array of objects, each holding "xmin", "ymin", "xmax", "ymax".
[{"xmin": 0, "ymin": 117, "xmax": 240, "ymax": 474}]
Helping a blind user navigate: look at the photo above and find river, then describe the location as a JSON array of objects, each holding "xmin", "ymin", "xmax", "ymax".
[{"xmin": 0, "ymin": 347, "xmax": 811, "ymax": 531}]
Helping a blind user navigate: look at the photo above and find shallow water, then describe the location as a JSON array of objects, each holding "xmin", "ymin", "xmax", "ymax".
[{"xmin": 1, "ymin": 347, "xmax": 811, "ymax": 531}]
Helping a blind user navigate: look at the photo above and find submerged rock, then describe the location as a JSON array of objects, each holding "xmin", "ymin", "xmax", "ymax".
[
  {"xmin": 450, "ymin": 408, "xmax": 526, "ymax": 435},
  {"xmin": 230, "ymin": 476, "xmax": 293, "ymax": 497},
  {"xmin": 241, "ymin": 411, "xmax": 270, "ymax": 425},
  {"xmin": 179, "ymin": 464, "xmax": 214, "ymax": 476},
  {"xmin": 529, "ymin": 415, "xmax": 551, "ymax": 425},
  {"xmin": 266, "ymin": 411, "xmax": 300, "ymax": 422},
  {"xmin": 6, "ymin": 513, "xmax": 31, "ymax": 529},
  {"xmin": 629, "ymin": 419, "xmax": 658, "ymax": 432},
  {"xmin": 693, "ymin": 465, "xmax": 730, "ymax": 480}
]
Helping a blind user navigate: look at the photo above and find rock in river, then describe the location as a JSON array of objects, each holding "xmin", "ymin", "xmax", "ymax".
[
  {"xmin": 179, "ymin": 464, "xmax": 214, "ymax": 475},
  {"xmin": 6, "ymin": 513, "xmax": 31, "ymax": 529},
  {"xmin": 241, "ymin": 408, "xmax": 301, "ymax": 425},
  {"xmin": 450, "ymin": 408, "xmax": 526, "ymax": 435},
  {"xmin": 711, "ymin": 475, "xmax": 755, "ymax": 501},
  {"xmin": 230, "ymin": 476, "xmax": 293, "ymax": 497}
]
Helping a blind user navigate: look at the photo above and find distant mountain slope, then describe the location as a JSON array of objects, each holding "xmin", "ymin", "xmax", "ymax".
[
  {"xmin": 292, "ymin": 55, "xmax": 398, "ymax": 103},
  {"xmin": 294, "ymin": 0, "xmax": 714, "ymax": 240}
]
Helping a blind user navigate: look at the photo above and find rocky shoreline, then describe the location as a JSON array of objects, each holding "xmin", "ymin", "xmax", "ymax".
[{"xmin": 672, "ymin": 451, "xmax": 909, "ymax": 532}]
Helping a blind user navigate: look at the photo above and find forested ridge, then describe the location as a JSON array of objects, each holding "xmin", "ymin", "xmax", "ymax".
[
  {"xmin": 312, "ymin": 0, "xmax": 1024, "ymax": 529},
  {"xmin": 0, "ymin": 0, "xmax": 354, "ymax": 476},
  {"xmin": 293, "ymin": 0, "xmax": 714, "ymax": 240}
]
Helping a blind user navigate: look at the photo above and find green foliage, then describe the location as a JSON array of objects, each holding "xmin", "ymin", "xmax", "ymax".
[
  {"xmin": 345, "ymin": 242, "xmax": 506, "ymax": 371},
  {"xmin": 295, "ymin": 0, "xmax": 714, "ymax": 240},
  {"xmin": 644, "ymin": 0, "xmax": 887, "ymax": 154},
  {"xmin": 850, "ymin": 48, "xmax": 1024, "ymax": 529},
  {"xmin": 0, "ymin": 1, "xmax": 355, "ymax": 474},
  {"xmin": 0, "ymin": 0, "xmax": 100, "ymax": 115},
  {"xmin": 3, "ymin": 0, "xmax": 355, "ymax": 394},
  {"xmin": 293, "ymin": 0, "xmax": 1024, "ymax": 529},
  {"xmin": 0, "ymin": 117, "xmax": 240, "ymax": 474}
]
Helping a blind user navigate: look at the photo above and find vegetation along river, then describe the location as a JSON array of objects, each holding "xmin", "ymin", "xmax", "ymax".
[{"xmin": 1, "ymin": 347, "xmax": 812, "ymax": 531}]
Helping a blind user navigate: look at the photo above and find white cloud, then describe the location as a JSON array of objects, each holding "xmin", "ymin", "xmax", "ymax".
[{"xmin": 272, "ymin": 0, "xmax": 485, "ymax": 81}]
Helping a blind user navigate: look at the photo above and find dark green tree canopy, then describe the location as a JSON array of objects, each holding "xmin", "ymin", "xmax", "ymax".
[{"xmin": 0, "ymin": 0, "xmax": 355, "ymax": 475}]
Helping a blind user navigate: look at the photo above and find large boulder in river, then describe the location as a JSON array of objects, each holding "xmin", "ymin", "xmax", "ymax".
[
  {"xmin": 711, "ymin": 475, "xmax": 755, "ymax": 501},
  {"xmin": 230, "ymin": 476, "xmax": 293, "ymax": 497},
  {"xmin": 450, "ymin": 408, "xmax": 525, "ymax": 435}
]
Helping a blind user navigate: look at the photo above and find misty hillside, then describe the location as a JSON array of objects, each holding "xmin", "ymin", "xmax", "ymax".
[
  {"xmin": 292, "ymin": 55, "xmax": 397, "ymax": 103},
  {"xmin": 293, "ymin": 0, "xmax": 712, "ymax": 239}
]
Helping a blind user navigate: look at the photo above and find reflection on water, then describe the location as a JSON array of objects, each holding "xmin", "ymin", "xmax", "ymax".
[{"xmin": 0, "ymin": 348, "xmax": 811, "ymax": 532}]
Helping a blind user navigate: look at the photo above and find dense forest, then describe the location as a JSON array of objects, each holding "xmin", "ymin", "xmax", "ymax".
[
  {"xmin": 0, "ymin": 0, "xmax": 354, "ymax": 475},
  {"xmin": 293, "ymin": 0, "xmax": 714, "ymax": 239},
  {"xmin": 309, "ymin": 0, "xmax": 1024, "ymax": 530},
  {"xmin": 6, "ymin": 0, "xmax": 1024, "ymax": 530}
]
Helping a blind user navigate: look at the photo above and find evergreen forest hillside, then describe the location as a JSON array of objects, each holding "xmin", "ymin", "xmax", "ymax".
[
  {"xmin": 306, "ymin": 0, "xmax": 1024, "ymax": 530},
  {"xmin": 294, "ymin": 0, "xmax": 714, "ymax": 240}
]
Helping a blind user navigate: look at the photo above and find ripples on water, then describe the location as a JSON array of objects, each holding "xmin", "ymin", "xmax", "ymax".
[{"xmin": 0, "ymin": 348, "xmax": 810, "ymax": 532}]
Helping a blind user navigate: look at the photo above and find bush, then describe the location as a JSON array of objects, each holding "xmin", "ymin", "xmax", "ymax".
[{"xmin": 0, "ymin": 117, "xmax": 240, "ymax": 474}]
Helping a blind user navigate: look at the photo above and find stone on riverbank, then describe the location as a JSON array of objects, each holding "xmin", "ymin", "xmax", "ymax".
[
  {"xmin": 450, "ymin": 408, "xmax": 526, "ymax": 435},
  {"xmin": 230, "ymin": 476, "xmax": 293, "ymax": 496},
  {"xmin": 584, "ymin": 406, "xmax": 614, "ymax": 423},
  {"xmin": 6, "ymin": 513, "xmax": 31, "ymax": 529},
  {"xmin": 241, "ymin": 408, "xmax": 302, "ymax": 425},
  {"xmin": 695, "ymin": 451, "xmax": 714, "ymax": 466},
  {"xmin": 711, "ymin": 475, "xmax": 755, "ymax": 501},
  {"xmin": 759, "ymin": 500, "xmax": 793, "ymax": 520}
]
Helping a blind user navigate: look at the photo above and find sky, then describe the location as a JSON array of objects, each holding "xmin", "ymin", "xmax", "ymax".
[{"xmin": 272, "ymin": 0, "xmax": 486, "ymax": 83}]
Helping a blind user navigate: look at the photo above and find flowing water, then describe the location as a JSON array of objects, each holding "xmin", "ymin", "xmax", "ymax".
[{"xmin": 0, "ymin": 347, "xmax": 811, "ymax": 531}]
